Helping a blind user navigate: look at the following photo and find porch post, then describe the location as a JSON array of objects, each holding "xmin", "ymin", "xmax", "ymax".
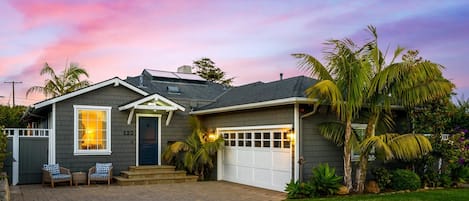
[
  {"xmin": 12, "ymin": 129, "xmax": 19, "ymax": 185},
  {"xmin": 48, "ymin": 103, "xmax": 56, "ymax": 164}
]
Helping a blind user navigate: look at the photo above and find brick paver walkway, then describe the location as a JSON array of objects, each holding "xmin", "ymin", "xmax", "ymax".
[{"xmin": 10, "ymin": 181, "xmax": 285, "ymax": 201}]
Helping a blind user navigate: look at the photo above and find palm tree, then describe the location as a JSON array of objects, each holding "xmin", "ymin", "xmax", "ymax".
[
  {"xmin": 293, "ymin": 38, "xmax": 371, "ymax": 191},
  {"xmin": 162, "ymin": 117, "xmax": 224, "ymax": 180},
  {"xmin": 348, "ymin": 26, "xmax": 454, "ymax": 192},
  {"xmin": 26, "ymin": 62, "xmax": 90, "ymax": 98}
]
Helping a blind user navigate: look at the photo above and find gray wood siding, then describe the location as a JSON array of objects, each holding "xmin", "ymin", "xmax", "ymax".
[
  {"xmin": 200, "ymin": 106, "xmax": 295, "ymax": 129},
  {"xmin": 301, "ymin": 110, "xmax": 343, "ymax": 181},
  {"xmin": 55, "ymin": 85, "xmax": 143, "ymax": 174}
]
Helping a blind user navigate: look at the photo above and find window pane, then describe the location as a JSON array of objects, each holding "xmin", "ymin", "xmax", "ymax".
[
  {"xmin": 230, "ymin": 133, "xmax": 236, "ymax": 139},
  {"xmin": 78, "ymin": 109, "xmax": 107, "ymax": 151},
  {"xmin": 223, "ymin": 133, "xmax": 229, "ymax": 139},
  {"xmin": 263, "ymin": 132, "xmax": 270, "ymax": 140},
  {"xmin": 255, "ymin": 141, "xmax": 261, "ymax": 147},
  {"xmin": 284, "ymin": 141, "xmax": 290, "ymax": 148},
  {"xmin": 238, "ymin": 141, "xmax": 244, "ymax": 147},
  {"xmin": 224, "ymin": 140, "xmax": 229, "ymax": 146},
  {"xmin": 238, "ymin": 133, "xmax": 244, "ymax": 139},
  {"xmin": 274, "ymin": 132, "xmax": 281, "ymax": 139},
  {"xmin": 230, "ymin": 141, "xmax": 236, "ymax": 146},
  {"xmin": 274, "ymin": 141, "xmax": 281, "ymax": 148},
  {"xmin": 263, "ymin": 141, "xmax": 270, "ymax": 147},
  {"xmin": 245, "ymin": 141, "xmax": 252, "ymax": 147},
  {"xmin": 245, "ymin": 133, "xmax": 252, "ymax": 139},
  {"xmin": 255, "ymin": 133, "xmax": 261, "ymax": 139}
]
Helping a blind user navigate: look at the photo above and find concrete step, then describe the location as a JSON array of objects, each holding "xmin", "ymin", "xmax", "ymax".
[
  {"xmin": 120, "ymin": 170, "xmax": 187, "ymax": 179},
  {"xmin": 127, "ymin": 165, "xmax": 176, "ymax": 173},
  {"xmin": 113, "ymin": 175, "xmax": 198, "ymax": 186}
]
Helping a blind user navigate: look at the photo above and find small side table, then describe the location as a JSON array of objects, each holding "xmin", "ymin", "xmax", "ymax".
[{"xmin": 72, "ymin": 172, "xmax": 87, "ymax": 186}]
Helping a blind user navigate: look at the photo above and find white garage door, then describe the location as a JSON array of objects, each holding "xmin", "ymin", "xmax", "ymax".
[{"xmin": 219, "ymin": 126, "xmax": 292, "ymax": 192}]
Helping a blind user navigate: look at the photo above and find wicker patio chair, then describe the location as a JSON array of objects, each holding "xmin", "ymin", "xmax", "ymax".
[
  {"xmin": 88, "ymin": 163, "xmax": 113, "ymax": 185},
  {"xmin": 42, "ymin": 164, "xmax": 72, "ymax": 188}
]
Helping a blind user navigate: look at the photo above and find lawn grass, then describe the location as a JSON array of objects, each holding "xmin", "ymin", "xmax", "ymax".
[{"xmin": 291, "ymin": 188, "xmax": 469, "ymax": 201}]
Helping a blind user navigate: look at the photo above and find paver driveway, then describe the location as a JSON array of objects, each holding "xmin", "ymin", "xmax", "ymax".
[{"xmin": 10, "ymin": 181, "xmax": 285, "ymax": 201}]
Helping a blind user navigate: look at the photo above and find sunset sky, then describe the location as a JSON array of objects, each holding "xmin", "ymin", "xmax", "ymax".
[{"xmin": 1, "ymin": 0, "xmax": 468, "ymax": 106}]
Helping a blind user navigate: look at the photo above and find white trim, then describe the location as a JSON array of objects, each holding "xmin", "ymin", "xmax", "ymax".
[
  {"xmin": 12, "ymin": 130, "xmax": 19, "ymax": 185},
  {"xmin": 118, "ymin": 93, "xmax": 185, "ymax": 111},
  {"xmin": 190, "ymin": 97, "xmax": 317, "ymax": 115},
  {"xmin": 165, "ymin": 111, "xmax": 174, "ymax": 126},
  {"xmin": 127, "ymin": 108, "xmax": 135, "ymax": 125},
  {"xmin": 49, "ymin": 103, "xmax": 56, "ymax": 164},
  {"xmin": 216, "ymin": 124, "xmax": 293, "ymax": 131},
  {"xmin": 294, "ymin": 103, "xmax": 300, "ymax": 181},
  {"xmin": 73, "ymin": 105, "xmax": 112, "ymax": 156},
  {"xmin": 33, "ymin": 78, "xmax": 148, "ymax": 109},
  {"xmin": 134, "ymin": 105, "xmax": 180, "ymax": 111},
  {"xmin": 136, "ymin": 114, "xmax": 162, "ymax": 166}
]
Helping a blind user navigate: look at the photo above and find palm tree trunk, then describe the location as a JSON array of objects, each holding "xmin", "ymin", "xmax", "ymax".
[
  {"xmin": 355, "ymin": 112, "xmax": 378, "ymax": 193},
  {"xmin": 344, "ymin": 120, "xmax": 353, "ymax": 191}
]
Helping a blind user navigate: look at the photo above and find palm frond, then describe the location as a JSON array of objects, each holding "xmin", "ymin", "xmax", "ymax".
[{"xmin": 292, "ymin": 53, "xmax": 333, "ymax": 80}]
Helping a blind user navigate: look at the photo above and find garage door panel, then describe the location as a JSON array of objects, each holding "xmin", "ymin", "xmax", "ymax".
[
  {"xmin": 272, "ymin": 170, "xmax": 291, "ymax": 188},
  {"xmin": 237, "ymin": 166, "xmax": 253, "ymax": 182},
  {"xmin": 253, "ymin": 151, "xmax": 272, "ymax": 169},
  {"xmin": 224, "ymin": 148, "xmax": 237, "ymax": 165},
  {"xmin": 220, "ymin": 127, "xmax": 292, "ymax": 192},
  {"xmin": 254, "ymin": 169, "xmax": 271, "ymax": 186},
  {"xmin": 237, "ymin": 149, "xmax": 253, "ymax": 166},
  {"xmin": 272, "ymin": 151, "xmax": 290, "ymax": 171}
]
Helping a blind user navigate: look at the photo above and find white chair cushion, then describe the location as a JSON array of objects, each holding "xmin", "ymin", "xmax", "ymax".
[
  {"xmin": 96, "ymin": 163, "xmax": 112, "ymax": 174},
  {"xmin": 43, "ymin": 164, "xmax": 60, "ymax": 175}
]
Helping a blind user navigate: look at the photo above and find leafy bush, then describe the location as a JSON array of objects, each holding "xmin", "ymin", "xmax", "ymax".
[
  {"xmin": 285, "ymin": 180, "xmax": 316, "ymax": 199},
  {"xmin": 391, "ymin": 169, "xmax": 421, "ymax": 191},
  {"xmin": 310, "ymin": 163, "xmax": 342, "ymax": 196},
  {"xmin": 439, "ymin": 173, "xmax": 452, "ymax": 188},
  {"xmin": 372, "ymin": 167, "xmax": 391, "ymax": 190}
]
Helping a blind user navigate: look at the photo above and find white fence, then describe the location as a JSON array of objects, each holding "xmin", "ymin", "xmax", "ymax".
[{"xmin": 2, "ymin": 128, "xmax": 52, "ymax": 185}]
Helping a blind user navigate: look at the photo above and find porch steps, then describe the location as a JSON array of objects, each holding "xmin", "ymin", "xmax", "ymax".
[{"xmin": 114, "ymin": 165, "xmax": 198, "ymax": 185}]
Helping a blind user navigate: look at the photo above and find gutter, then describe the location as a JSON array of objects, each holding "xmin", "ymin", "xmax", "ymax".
[{"xmin": 190, "ymin": 97, "xmax": 318, "ymax": 115}]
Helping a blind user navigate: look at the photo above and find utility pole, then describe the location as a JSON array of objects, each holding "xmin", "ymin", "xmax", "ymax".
[{"xmin": 4, "ymin": 81, "xmax": 22, "ymax": 107}]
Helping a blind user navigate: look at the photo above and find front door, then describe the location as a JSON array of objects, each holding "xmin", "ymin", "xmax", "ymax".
[{"xmin": 138, "ymin": 116, "xmax": 158, "ymax": 165}]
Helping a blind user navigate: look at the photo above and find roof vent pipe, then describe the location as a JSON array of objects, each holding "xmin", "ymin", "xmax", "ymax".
[{"xmin": 280, "ymin": 73, "xmax": 283, "ymax": 80}]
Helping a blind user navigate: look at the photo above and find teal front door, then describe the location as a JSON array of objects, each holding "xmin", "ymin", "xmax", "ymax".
[{"xmin": 139, "ymin": 116, "xmax": 158, "ymax": 165}]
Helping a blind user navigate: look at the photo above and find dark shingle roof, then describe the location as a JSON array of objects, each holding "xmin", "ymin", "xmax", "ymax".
[
  {"xmin": 125, "ymin": 74, "xmax": 227, "ymax": 101},
  {"xmin": 197, "ymin": 76, "xmax": 317, "ymax": 110}
]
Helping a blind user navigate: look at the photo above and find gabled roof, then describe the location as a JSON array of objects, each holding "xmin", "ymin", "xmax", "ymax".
[
  {"xmin": 191, "ymin": 76, "xmax": 318, "ymax": 115},
  {"xmin": 33, "ymin": 77, "xmax": 148, "ymax": 109},
  {"xmin": 118, "ymin": 93, "xmax": 185, "ymax": 111}
]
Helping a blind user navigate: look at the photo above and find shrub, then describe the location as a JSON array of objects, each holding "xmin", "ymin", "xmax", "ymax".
[
  {"xmin": 391, "ymin": 169, "xmax": 421, "ymax": 191},
  {"xmin": 372, "ymin": 167, "xmax": 391, "ymax": 190},
  {"xmin": 285, "ymin": 180, "xmax": 316, "ymax": 199},
  {"xmin": 310, "ymin": 163, "xmax": 342, "ymax": 196}
]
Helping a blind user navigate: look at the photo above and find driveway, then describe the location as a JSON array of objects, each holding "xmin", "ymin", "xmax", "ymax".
[{"xmin": 10, "ymin": 181, "xmax": 286, "ymax": 201}]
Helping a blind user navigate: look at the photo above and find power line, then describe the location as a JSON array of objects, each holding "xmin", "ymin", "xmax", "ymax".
[{"xmin": 4, "ymin": 81, "xmax": 23, "ymax": 107}]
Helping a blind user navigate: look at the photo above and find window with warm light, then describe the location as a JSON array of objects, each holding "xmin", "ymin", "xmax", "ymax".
[{"xmin": 73, "ymin": 105, "xmax": 112, "ymax": 155}]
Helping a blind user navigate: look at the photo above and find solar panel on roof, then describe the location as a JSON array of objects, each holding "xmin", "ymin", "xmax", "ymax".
[
  {"xmin": 146, "ymin": 70, "xmax": 179, "ymax": 79},
  {"xmin": 145, "ymin": 69, "xmax": 206, "ymax": 81},
  {"xmin": 175, "ymin": 72, "xmax": 205, "ymax": 81}
]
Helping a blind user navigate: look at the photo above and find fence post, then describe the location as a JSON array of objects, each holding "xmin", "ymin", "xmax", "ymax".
[{"xmin": 12, "ymin": 129, "xmax": 19, "ymax": 185}]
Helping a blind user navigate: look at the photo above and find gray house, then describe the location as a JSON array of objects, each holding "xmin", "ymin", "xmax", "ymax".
[{"xmin": 19, "ymin": 67, "xmax": 343, "ymax": 191}]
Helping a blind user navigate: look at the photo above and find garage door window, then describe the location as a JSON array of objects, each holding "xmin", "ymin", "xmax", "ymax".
[{"xmin": 221, "ymin": 129, "xmax": 290, "ymax": 149}]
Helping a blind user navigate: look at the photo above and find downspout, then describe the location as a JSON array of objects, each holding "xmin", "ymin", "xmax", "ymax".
[{"xmin": 298, "ymin": 104, "xmax": 319, "ymax": 182}]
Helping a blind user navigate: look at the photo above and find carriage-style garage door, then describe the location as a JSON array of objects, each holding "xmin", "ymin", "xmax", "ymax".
[{"xmin": 219, "ymin": 125, "xmax": 292, "ymax": 192}]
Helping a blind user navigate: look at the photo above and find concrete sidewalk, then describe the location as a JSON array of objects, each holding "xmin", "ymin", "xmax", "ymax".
[{"xmin": 10, "ymin": 181, "xmax": 285, "ymax": 201}]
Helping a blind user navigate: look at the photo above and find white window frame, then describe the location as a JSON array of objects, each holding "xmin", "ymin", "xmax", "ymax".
[
  {"xmin": 351, "ymin": 123, "xmax": 375, "ymax": 161},
  {"xmin": 73, "ymin": 105, "xmax": 112, "ymax": 156}
]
